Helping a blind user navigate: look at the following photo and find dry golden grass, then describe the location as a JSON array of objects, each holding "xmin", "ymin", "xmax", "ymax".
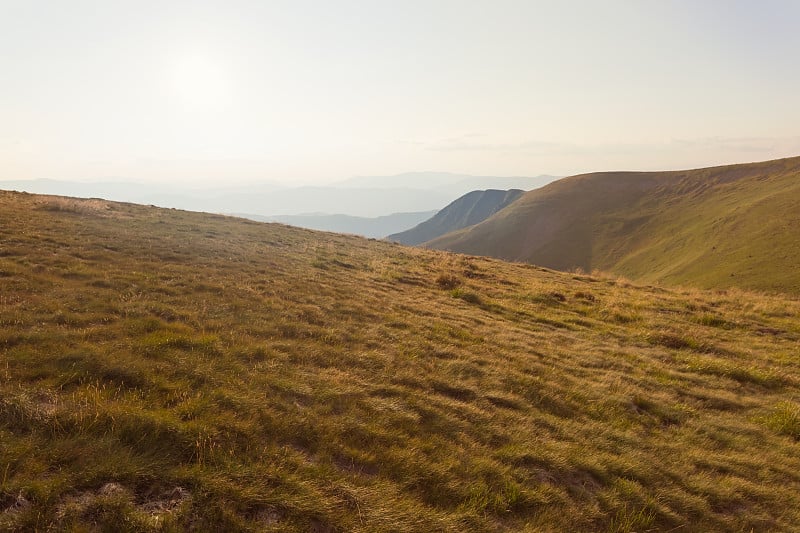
[{"xmin": 1, "ymin": 190, "xmax": 800, "ymax": 531}]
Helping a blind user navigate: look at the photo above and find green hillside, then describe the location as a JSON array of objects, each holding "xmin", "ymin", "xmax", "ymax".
[
  {"xmin": 2, "ymin": 191, "xmax": 800, "ymax": 531},
  {"xmin": 427, "ymin": 156, "xmax": 800, "ymax": 294}
]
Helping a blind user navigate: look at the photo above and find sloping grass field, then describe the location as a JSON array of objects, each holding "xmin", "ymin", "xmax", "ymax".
[
  {"xmin": 2, "ymin": 191, "xmax": 800, "ymax": 531},
  {"xmin": 427, "ymin": 156, "xmax": 800, "ymax": 295}
]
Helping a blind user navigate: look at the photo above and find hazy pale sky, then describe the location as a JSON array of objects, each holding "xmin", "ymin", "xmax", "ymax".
[{"xmin": 2, "ymin": 0, "xmax": 799, "ymax": 185}]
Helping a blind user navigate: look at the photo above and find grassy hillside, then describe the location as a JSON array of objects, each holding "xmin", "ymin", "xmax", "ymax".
[
  {"xmin": 427, "ymin": 156, "xmax": 800, "ymax": 294},
  {"xmin": 388, "ymin": 189, "xmax": 524, "ymax": 246},
  {"xmin": 2, "ymin": 191, "xmax": 800, "ymax": 531}
]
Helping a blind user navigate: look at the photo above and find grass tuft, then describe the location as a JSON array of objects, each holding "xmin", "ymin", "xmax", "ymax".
[
  {"xmin": 762, "ymin": 401, "xmax": 800, "ymax": 439},
  {"xmin": 450, "ymin": 288, "xmax": 482, "ymax": 305},
  {"xmin": 435, "ymin": 272, "xmax": 462, "ymax": 290}
]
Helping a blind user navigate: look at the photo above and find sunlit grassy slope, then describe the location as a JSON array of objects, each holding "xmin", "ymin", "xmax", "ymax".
[
  {"xmin": 427, "ymin": 156, "xmax": 800, "ymax": 294},
  {"xmin": 2, "ymin": 190, "xmax": 800, "ymax": 532}
]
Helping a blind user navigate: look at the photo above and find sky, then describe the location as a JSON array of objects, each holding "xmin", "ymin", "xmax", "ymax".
[{"xmin": 2, "ymin": 0, "xmax": 800, "ymax": 185}]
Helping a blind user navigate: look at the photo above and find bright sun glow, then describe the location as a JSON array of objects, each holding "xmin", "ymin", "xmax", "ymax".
[{"xmin": 169, "ymin": 55, "xmax": 229, "ymax": 110}]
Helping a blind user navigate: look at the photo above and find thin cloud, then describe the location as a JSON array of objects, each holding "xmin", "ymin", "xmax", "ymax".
[{"xmin": 669, "ymin": 136, "xmax": 800, "ymax": 153}]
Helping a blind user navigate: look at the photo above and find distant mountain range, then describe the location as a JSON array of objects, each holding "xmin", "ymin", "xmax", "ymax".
[
  {"xmin": 388, "ymin": 189, "xmax": 524, "ymax": 245},
  {"xmin": 0, "ymin": 173, "xmax": 557, "ymax": 219},
  {"xmin": 424, "ymin": 156, "xmax": 800, "ymax": 294},
  {"xmin": 334, "ymin": 172, "xmax": 557, "ymax": 196},
  {"xmin": 234, "ymin": 210, "xmax": 437, "ymax": 239}
]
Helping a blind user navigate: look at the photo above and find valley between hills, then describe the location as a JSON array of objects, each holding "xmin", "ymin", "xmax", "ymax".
[{"xmin": 2, "ymin": 177, "xmax": 800, "ymax": 531}]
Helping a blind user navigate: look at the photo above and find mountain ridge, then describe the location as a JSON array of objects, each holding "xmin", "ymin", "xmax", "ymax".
[
  {"xmin": 426, "ymin": 156, "xmax": 800, "ymax": 294},
  {"xmin": 388, "ymin": 189, "xmax": 525, "ymax": 245}
]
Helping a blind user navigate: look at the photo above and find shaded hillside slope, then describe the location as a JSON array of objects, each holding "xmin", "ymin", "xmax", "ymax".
[
  {"xmin": 388, "ymin": 189, "xmax": 524, "ymax": 245},
  {"xmin": 233, "ymin": 210, "xmax": 438, "ymax": 238},
  {"xmin": 2, "ymin": 191, "xmax": 800, "ymax": 531},
  {"xmin": 427, "ymin": 156, "xmax": 800, "ymax": 294}
]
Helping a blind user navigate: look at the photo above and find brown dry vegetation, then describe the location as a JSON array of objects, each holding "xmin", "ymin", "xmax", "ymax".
[{"xmin": 2, "ymin": 190, "xmax": 800, "ymax": 531}]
